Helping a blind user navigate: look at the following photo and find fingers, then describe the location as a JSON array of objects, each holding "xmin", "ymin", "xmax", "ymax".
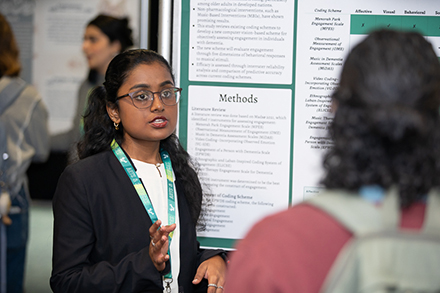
[
  {"xmin": 158, "ymin": 223, "xmax": 176, "ymax": 237},
  {"xmin": 150, "ymin": 233, "xmax": 168, "ymax": 252},
  {"xmin": 149, "ymin": 234, "xmax": 169, "ymax": 271},
  {"xmin": 192, "ymin": 269, "xmax": 205, "ymax": 285},
  {"xmin": 149, "ymin": 221, "xmax": 176, "ymax": 240},
  {"xmin": 149, "ymin": 220, "xmax": 162, "ymax": 236},
  {"xmin": 207, "ymin": 283, "xmax": 224, "ymax": 292},
  {"xmin": 206, "ymin": 282, "xmax": 225, "ymax": 292},
  {"xmin": 149, "ymin": 221, "xmax": 176, "ymax": 248},
  {"xmin": 208, "ymin": 274, "xmax": 225, "ymax": 293},
  {"xmin": 149, "ymin": 221, "xmax": 177, "ymax": 272},
  {"xmin": 1, "ymin": 215, "xmax": 12, "ymax": 225},
  {"xmin": 150, "ymin": 223, "xmax": 176, "ymax": 250},
  {"xmin": 193, "ymin": 269, "xmax": 222, "ymax": 292},
  {"xmin": 192, "ymin": 256, "xmax": 227, "ymax": 293}
]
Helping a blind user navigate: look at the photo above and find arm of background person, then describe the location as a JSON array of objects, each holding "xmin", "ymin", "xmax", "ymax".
[{"xmin": 25, "ymin": 89, "xmax": 49, "ymax": 162}]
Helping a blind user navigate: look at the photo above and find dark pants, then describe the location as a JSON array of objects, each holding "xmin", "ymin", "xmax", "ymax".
[{"xmin": 6, "ymin": 187, "xmax": 28, "ymax": 293}]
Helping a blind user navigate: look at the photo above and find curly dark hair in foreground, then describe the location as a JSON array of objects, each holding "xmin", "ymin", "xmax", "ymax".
[
  {"xmin": 77, "ymin": 49, "xmax": 203, "ymax": 225},
  {"xmin": 321, "ymin": 29, "xmax": 440, "ymax": 207}
]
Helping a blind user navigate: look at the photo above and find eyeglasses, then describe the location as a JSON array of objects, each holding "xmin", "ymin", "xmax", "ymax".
[{"xmin": 116, "ymin": 87, "xmax": 182, "ymax": 109}]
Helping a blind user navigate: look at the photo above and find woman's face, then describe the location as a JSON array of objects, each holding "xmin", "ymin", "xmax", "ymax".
[
  {"xmin": 111, "ymin": 62, "xmax": 178, "ymax": 147},
  {"xmin": 82, "ymin": 25, "xmax": 121, "ymax": 75}
]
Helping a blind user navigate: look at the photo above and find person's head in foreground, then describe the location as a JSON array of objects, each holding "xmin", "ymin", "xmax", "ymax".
[
  {"xmin": 224, "ymin": 29, "xmax": 440, "ymax": 293},
  {"xmin": 322, "ymin": 29, "xmax": 440, "ymax": 206}
]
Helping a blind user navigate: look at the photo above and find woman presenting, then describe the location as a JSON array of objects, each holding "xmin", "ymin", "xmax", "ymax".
[{"xmin": 50, "ymin": 49, "xmax": 227, "ymax": 293}]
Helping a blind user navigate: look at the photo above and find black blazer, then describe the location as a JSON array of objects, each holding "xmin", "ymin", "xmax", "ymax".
[{"xmin": 50, "ymin": 150, "xmax": 223, "ymax": 293}]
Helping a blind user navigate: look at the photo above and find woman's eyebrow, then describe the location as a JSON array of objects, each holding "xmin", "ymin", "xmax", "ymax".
[{"xmin": 128, "ymin": 80, "xmax": 174, "ymax": 91}]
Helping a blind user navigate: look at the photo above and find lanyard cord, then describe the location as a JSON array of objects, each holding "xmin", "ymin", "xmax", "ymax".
[{"xmin": 111, "ymin": 139, "xmax": 175, "ymax": 281}]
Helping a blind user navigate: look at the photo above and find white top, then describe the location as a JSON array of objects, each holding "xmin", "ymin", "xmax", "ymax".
[{"xmin": 132, "ymin": 159, "xmax": 180, "ymax": 293}]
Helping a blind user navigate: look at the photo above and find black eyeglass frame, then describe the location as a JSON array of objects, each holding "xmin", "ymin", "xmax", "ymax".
[{"xmin": 115, "ymin": 87, "xmax": 183, "ymax": 109}]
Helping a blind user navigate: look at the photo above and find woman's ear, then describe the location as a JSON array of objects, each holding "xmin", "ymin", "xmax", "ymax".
[
  {"xmin": 106, "ymin": 103, "xmax": 120, "ymax": 124},
  {"xmin": 111, "ymin": 40, "xmax": 122, "ymax": 56}
]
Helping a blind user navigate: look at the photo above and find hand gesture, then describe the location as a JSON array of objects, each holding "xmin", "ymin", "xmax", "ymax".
[
  {"xmin": 148, "ymin": 220, "xmax": 176, "ymax": 272},
  {"xmin": 192, "ymin": 255, "xmax": 227, "ymax": 292},
  {"xmin": 0, "ymin": 191, "xmax": 12, "ymax": 225}
]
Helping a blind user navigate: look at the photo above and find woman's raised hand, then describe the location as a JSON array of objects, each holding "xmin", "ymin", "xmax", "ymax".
[{"xmin": 148, "ymin": 220, "xmax": 176, "ymax": 272}]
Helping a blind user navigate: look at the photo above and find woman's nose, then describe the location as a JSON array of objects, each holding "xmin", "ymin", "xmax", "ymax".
[{"xmin": 149, "ymin": 94, "xmax": 164, "ymax": 112}]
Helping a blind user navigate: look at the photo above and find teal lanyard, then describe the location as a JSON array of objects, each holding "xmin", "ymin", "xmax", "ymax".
[{"xmin": 111, "ymin": 139, "xmax": 175, "ymax": 281}]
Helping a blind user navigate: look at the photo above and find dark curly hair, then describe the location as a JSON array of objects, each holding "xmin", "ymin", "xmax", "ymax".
[
  {"xmin": 77, "ymin": 49, "xmax": 203, "ymax": 224},
  {"xmin": 321, "ymin": 29, "xmax": 440, "ymax": 207},
  {"xmin": 86, "ymin": 14, "xmax": 134, "ymax": 83}
]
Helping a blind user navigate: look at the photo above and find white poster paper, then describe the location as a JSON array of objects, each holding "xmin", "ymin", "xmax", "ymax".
[
  {"xmin": 187, "ymin": 85, "xmax": 291, "ymax": 239},
  {"xmin": 293, "ymin": 0, "xmax": 440, "ymax": 204},
  {"xmin": 188, "ymin": 0, "xmax": 294, "ymax": 84}
]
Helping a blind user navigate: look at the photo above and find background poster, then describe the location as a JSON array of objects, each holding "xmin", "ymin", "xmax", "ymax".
[
  {"xmin": 33, "ymin": 0, "xmax": 140, "ymax": 136},
  {"xmin": 0, "ymin": 0, "xmax": 35, "ymax": 83},
  {"xmin": 175, "ymin": 0, "xmax": 440, "ymax": 249},
  {"xmin": 3, "ymin": 0, "xmax": 140, "ymax": 137}
]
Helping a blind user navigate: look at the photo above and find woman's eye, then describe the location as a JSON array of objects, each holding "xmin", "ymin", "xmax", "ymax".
[
  {"xmin": 134, "ymin": 93, "xmax": 150, "ymax": 101},
  {"xmin": 161, "ymin": 90, "xmax": 173, "ymax": 99}
]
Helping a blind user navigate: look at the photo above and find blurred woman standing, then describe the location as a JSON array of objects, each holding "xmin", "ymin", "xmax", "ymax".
[{"xmin": 51, "ymin": 14, "xmax": 133, "ymax": 155}]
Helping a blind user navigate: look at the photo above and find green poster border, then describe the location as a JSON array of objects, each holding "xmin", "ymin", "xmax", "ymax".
[
  {"xmin": 350, "ymin": 14, "xmax": 440, "ymax": 62},
  {"xmin": 179, "ymin": 1, "xmax": 297, "ymax": 249},
  {"xmin": 350, "ymin": 15, "xmax": 440, "ymax": 36}
]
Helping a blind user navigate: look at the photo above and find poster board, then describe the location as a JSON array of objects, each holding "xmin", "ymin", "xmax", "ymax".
[
  {"xmin": 33, "ymin": 0, "xmax": 140, "ymax": 136},
  {"xmin": 174, "ymin": 0, "xmax": 440, "ymax": 250},
  {"xmin": 2, "ymin": 0, "xmax": 140, "ymax": 137}
]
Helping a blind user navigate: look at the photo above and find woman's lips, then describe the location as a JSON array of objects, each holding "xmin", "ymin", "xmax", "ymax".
[{"xmin": 150, "ymin": 117, "xmax": 168, "ymax": 128}]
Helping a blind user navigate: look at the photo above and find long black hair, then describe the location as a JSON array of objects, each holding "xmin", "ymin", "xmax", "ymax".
[
  {"xmin": 86, "ymin": 14, "xmax": 134, "ymax": 83},
  {"xmin": 321, "ymin": 29, "xmax": 440, "ymax": 207},
  {"xmin": 78, "ymin": 49, "xmax": 203, "ymax": 224}
]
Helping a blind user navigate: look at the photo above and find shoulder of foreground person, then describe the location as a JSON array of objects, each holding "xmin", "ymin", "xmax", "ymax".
[{"xmin": 224, "ymin": 203, "xmax": 352, "ymax": 293}]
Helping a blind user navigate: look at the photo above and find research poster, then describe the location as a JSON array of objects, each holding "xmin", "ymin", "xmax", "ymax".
[
  {"xmin": 175, "ymin": 0, "xmax": 295, "ymax": 249},
  {"xmin": 293, "ymin": 0, "xmax": 440, "ymax": 205},
  {"xmin": 175, "ymin": 0, "xmax": 440, "ymax": 249}
]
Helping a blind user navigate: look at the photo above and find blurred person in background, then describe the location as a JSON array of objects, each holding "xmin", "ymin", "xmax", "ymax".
[
  {"xmin": 0, "ymin": 12, "xmax": 49, "ymax": 293},
  {"xmin": 51, "ymin": 14, "xmax": 133, "ymax": 159}
]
